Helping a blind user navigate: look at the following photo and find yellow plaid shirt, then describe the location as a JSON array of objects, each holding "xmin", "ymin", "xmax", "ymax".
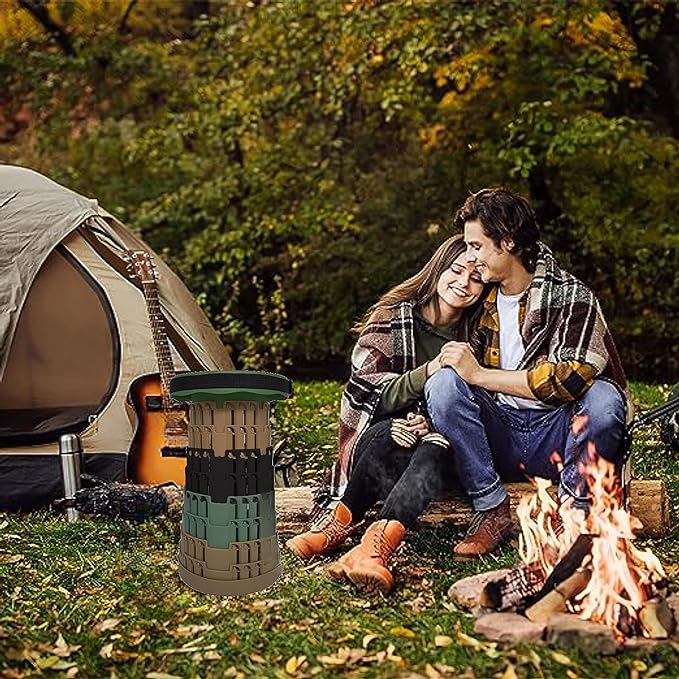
[{"xmin": 477, "ymin": 287, "xmax": 598, "ymax": 406}]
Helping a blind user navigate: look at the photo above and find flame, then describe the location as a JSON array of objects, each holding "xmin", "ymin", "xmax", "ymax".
[{"xmin": 517, "ymin": 442, "xmax": 666, "ymax": 636}]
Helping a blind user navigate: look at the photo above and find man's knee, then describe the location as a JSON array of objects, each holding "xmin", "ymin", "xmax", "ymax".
[
  {"xmin": 580, "ymin": 380, "xmax": 626, "ymax": 429},
  {"xmin": 578, "ymin": 380, "xmax": 627, "ymax": 460},
  {"xmin": 424, "ymin": 368, "xmax": 471, "ymax": 414}
]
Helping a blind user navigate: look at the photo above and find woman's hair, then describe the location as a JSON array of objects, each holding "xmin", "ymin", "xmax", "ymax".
[
  {"xmin": 454, "ymin": 187, "xmax": 540, "ymax": 272},
  {"xmin": 353, "ymin": 234, "xmax": 485, "ymax": 334}
]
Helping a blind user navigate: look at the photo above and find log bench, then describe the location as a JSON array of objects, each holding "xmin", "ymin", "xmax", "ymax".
[{"xmin": 275, "ymin": 480, "xmax": 670, "ymax": 537}]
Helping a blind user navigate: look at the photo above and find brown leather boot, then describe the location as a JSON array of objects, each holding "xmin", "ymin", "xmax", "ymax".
[
  {"xmin": 326, "ymin": 519, "xmax": 406, "ymax": 594},
  {"xmin": 286, "ymin": 502, "xmax": 355, "ymax": 560},
  {"xmin": 453, "ymin": 497, "xmax": 515, "ymax": 561}
]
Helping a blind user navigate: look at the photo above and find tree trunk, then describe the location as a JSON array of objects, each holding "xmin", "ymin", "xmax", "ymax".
[
  {"xmin": 615, "ymin": 1, "xmax": 679, "ymax": 139},
  {"xmin": 17, "ymin": 0, "xmax": 75, "ymax": 56}
]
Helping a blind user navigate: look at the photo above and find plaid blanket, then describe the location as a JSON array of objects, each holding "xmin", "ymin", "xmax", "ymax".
[
  {"xmin": 512, "ymin": 243, "xmax": 626, "ymax": 390},
  {"xmin": 317, "ymin": 302, "xmax": 418, "ymax": 512}
]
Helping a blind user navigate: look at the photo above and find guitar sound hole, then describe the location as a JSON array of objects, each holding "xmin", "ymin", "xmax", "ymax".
[{"xmin": 145, "ymin": 395, "xmax": 163, "ymax": 411}]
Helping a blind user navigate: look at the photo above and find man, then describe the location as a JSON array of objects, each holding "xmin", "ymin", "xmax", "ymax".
[{"xmin": 425, "ymin": 188, "xmax": 628, "ymax": 560}]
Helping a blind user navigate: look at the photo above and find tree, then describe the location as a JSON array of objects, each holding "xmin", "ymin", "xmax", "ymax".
[{"xmin": 2, "ymin": 0, "xmax": 677, "ymax": 378}]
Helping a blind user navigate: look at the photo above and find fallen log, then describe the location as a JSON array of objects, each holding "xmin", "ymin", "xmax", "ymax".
[{"xmin": 274, "ymin": 480, "xmax": 669, "ymax": 537}]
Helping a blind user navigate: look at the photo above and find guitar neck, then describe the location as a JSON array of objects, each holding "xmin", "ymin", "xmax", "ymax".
[{"xmin": 142, "ymin": 281, "xmax": 175, "ymax": 408}]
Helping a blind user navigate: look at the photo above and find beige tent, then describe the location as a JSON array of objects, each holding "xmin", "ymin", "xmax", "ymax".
[{"xmin": 0, "ymin": 165, "xmax": 233, "ymax": 510}]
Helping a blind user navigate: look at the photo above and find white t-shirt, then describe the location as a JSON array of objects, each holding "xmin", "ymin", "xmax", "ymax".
[{"xmin": 496, "ymin": 289, "xmax": 551, "ymax": 410}]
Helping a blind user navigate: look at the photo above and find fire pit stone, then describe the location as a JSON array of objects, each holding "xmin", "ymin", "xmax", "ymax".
[
  {"xmin": 544, "ymin": 613, "xmax": 621, "ymax": 655},
  {"xmin": 473, "ymin": 612, "xmax": 546, "ymax": 644}
]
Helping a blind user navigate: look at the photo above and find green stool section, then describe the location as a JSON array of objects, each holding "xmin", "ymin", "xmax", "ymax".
[
  {"xmin": 171, "ymin": 370, "xmax": 293, "ymax": 596},
  {"xmin": 184, "ymin": 489, "xmax": 276, "ymax": 525},
  {"xmin": 182, "ymin": 490, "xmax": 276, "ymax": 547}
]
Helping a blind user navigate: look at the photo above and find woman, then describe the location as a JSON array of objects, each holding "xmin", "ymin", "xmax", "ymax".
[{"xmin": 286, "ymin": 234, "xmax": 486, "ymax": 593}]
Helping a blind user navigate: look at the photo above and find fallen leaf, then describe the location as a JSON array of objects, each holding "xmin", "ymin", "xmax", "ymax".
[
  {"xmin": 171, "ymin": 624, "xmax": 213, "ymax": 638},
  {"xmin": 95, "ymin": 619, "xmax": 122, "ymax": 634},
  {"xmin": 146, "ymin": 674, "xmax": 183, "ymax": 679},
  {"xmin": 52, "ymin": 634, "xmax": 81, "ymax": 658},
  {"xmin": 316, "ymin": 655, "xmax": 348, "ymax": 666},
  {"xmin": 203, "ymin": 650, "xmax": 221, "ymax": 661},
  {"xmin": 35, "ymin": 656, "xmax": 60, "ymax": 670},
  {"xmin": 551, "ymin": 651, "xmax": 572, "ymax": 666},
  {"xmin": 285, "ymin": 655, "xmax": 306, "ymax": 674},
  {"xmin": 390, "ymin": 626, "xmax": 416, "ymax": 638},
  {"xmin": 316, "ymin": 648, "xmax": 365, "ymax": 666},
  {"xmin": 434, "ymin": 635, "xmax": 453, "ymax": 647},
  {"xmin": 385, "ymin": 643, "xmax": 402, "ymax": 663},
  {"xmin": 457, "ymin": 631, "xmax": 483, "ymax": 649},
  {"xmin": 99, "ymin": 643, "xmax": 113, "ymax": 659},
  {"xmin": 50, "ymin": 661, "xmax": 77, "ymax": 671},
  {"xmin": 1, "ymin": 670, "xmax": 24, "ymax": 679},
  {"xmin": 249, "ymin": 653, "xmax": 267, "ymax": 664},
  {"xmin": 425, "ymin": 664, "xmax": 441, "ymax": 678},
  {"xmin": 501, "ymin": 664, "xmax": 518, "ymax": 679},
  {"xmin": 645, "ymin": 664, "xmax": 665, "ymax": 678},
  {"xmin": 362, "ymin": 634, "xmax": 378, "ymax": 649}
]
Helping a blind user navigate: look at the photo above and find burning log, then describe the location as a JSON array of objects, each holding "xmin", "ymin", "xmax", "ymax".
[
  {"xmin": 524, "ymin": 567, "xmax": 592, "ymax": 624},
  {"xmin": 479, "ymin": 563, "xmax": 545, "ymax": 611},
  {"xmin": 514, "ymin": 450, "xmax": 668, "ymax": 636},
  {"xmin": 521, "ymin": 534, "xmax": 594, "ymax": 610}
]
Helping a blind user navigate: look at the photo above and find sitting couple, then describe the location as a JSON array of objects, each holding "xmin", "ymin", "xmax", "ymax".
[{"xmin": 287, "ymin": 188, "xmax": 628, "ymax": 594}]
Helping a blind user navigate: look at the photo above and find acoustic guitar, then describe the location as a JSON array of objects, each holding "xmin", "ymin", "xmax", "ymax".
[{"xmin": 125, "ymin": 250, "xmax": 189, "ymax": 485}]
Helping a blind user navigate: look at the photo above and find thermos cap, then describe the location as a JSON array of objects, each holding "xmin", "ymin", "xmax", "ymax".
[{"xmin": 59, "ymin": 433, "xmax": 82, "ymax": 454}]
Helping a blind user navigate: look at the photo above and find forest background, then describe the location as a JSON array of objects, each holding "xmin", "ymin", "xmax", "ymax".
[{"xmin": 1, "ymin": 0, "xmax": 678, "ymax": 383}]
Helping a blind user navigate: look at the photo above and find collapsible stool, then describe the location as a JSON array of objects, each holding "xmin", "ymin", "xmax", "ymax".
[{"xmin": 170, "ymin": 371, "xmax": 293, "ymax": 595}]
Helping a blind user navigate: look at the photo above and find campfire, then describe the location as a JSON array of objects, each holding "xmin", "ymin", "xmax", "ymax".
[{"xmin": 450, "ymin": 442, "xmax": 677, "ymax": 652}]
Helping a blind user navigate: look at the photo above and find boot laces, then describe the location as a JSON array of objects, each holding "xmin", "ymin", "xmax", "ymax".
[
  {"xmin": 371, "ymin": 525, "xmax": 393, "ymax": 562},
  {"xmin": 319, "ymin": 513, "xmax": 349, "ymax": 544},
  {"xmin": 466, "ymin": 510, "xmax": 486, "ymax": 536}
]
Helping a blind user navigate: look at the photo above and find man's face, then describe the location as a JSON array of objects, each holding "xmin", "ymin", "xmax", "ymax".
[{"xmin": 463, "ymin": 219, "xmax": 512, "ymax": 284}]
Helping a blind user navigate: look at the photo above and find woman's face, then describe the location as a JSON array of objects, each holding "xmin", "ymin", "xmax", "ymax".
[{"xmin": 436, "ymin": 251, "xmax": 484, "ymax": 310}]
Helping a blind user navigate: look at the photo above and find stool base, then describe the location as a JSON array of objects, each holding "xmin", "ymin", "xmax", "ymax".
[{"xmin": 178, "ymin": 561, "xmax": 282, "ymax": 596}]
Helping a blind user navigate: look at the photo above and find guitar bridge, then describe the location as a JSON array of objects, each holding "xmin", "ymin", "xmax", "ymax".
[{"xmin": 161, "ymin": 446, "xmax": 187, "ymax": 458}]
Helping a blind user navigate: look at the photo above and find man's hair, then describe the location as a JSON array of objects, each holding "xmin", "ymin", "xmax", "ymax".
[{"xmin": 454, "ymin": 188, "xmax": 540, "ymax": 272}]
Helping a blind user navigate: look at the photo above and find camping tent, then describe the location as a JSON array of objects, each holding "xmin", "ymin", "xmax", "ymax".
[{"xmin": 0, "ymin": 165, "xmax": 233, "ymax": 510}]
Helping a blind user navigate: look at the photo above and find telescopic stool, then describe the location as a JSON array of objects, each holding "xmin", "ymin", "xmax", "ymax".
[{"xmin": 170, "ymin": 371, "xmax": 293, "ymax": 595}]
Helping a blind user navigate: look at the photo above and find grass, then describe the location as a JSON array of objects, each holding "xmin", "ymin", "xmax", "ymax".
[{"xmin": 1, "ymin": 381, "xmax": 678, "ymax": 679}]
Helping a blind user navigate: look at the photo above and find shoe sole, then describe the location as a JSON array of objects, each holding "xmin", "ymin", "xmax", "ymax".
[
  {"xmin": 286, "ymin": 539, "xmax": 347, "ymax": 562},
  {"xmin": 451, "ymin": 533, "xmax": 515, "ymax": 562},
  {"xmin": 346, "ymin": 568, "xmax": 392, "ymax": 595},
  {"xmin": 285, "ymin": 540, "xmax": 314, "ymax": 561},
  {"xmin": 325, "ymin": 562, "xmax": 349, "ymax": 580}
]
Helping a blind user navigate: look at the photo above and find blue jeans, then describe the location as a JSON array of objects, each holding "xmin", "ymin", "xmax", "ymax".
[{"xmin": 424, "ymin": 369, "xmax": 627, "ymax": 511}]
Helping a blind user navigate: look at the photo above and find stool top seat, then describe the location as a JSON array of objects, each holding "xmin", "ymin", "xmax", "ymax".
[{"xmin": 170, "ymin": 371, "xmax": 293, "ymax": 405}]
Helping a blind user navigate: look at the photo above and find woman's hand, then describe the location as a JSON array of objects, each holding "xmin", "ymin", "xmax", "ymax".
[{"xmin": 405, "ymin": 412, "xmax": 430, "ymax": 437}]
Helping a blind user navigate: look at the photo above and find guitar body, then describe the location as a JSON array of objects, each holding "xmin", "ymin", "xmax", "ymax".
[{"xmin": 128, "ymin": 373, "xmax": 189, "ymax": 486}]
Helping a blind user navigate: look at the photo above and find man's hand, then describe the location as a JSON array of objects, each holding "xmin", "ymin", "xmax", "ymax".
[{"xmin": 439, "ymin": 341, "xmax": 484, "ymax": 384}]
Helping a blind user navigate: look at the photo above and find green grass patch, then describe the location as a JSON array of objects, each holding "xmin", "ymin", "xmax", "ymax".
[{"xmin": 1, "ymin": 381, "xmax": 679, "ymax": 678}]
